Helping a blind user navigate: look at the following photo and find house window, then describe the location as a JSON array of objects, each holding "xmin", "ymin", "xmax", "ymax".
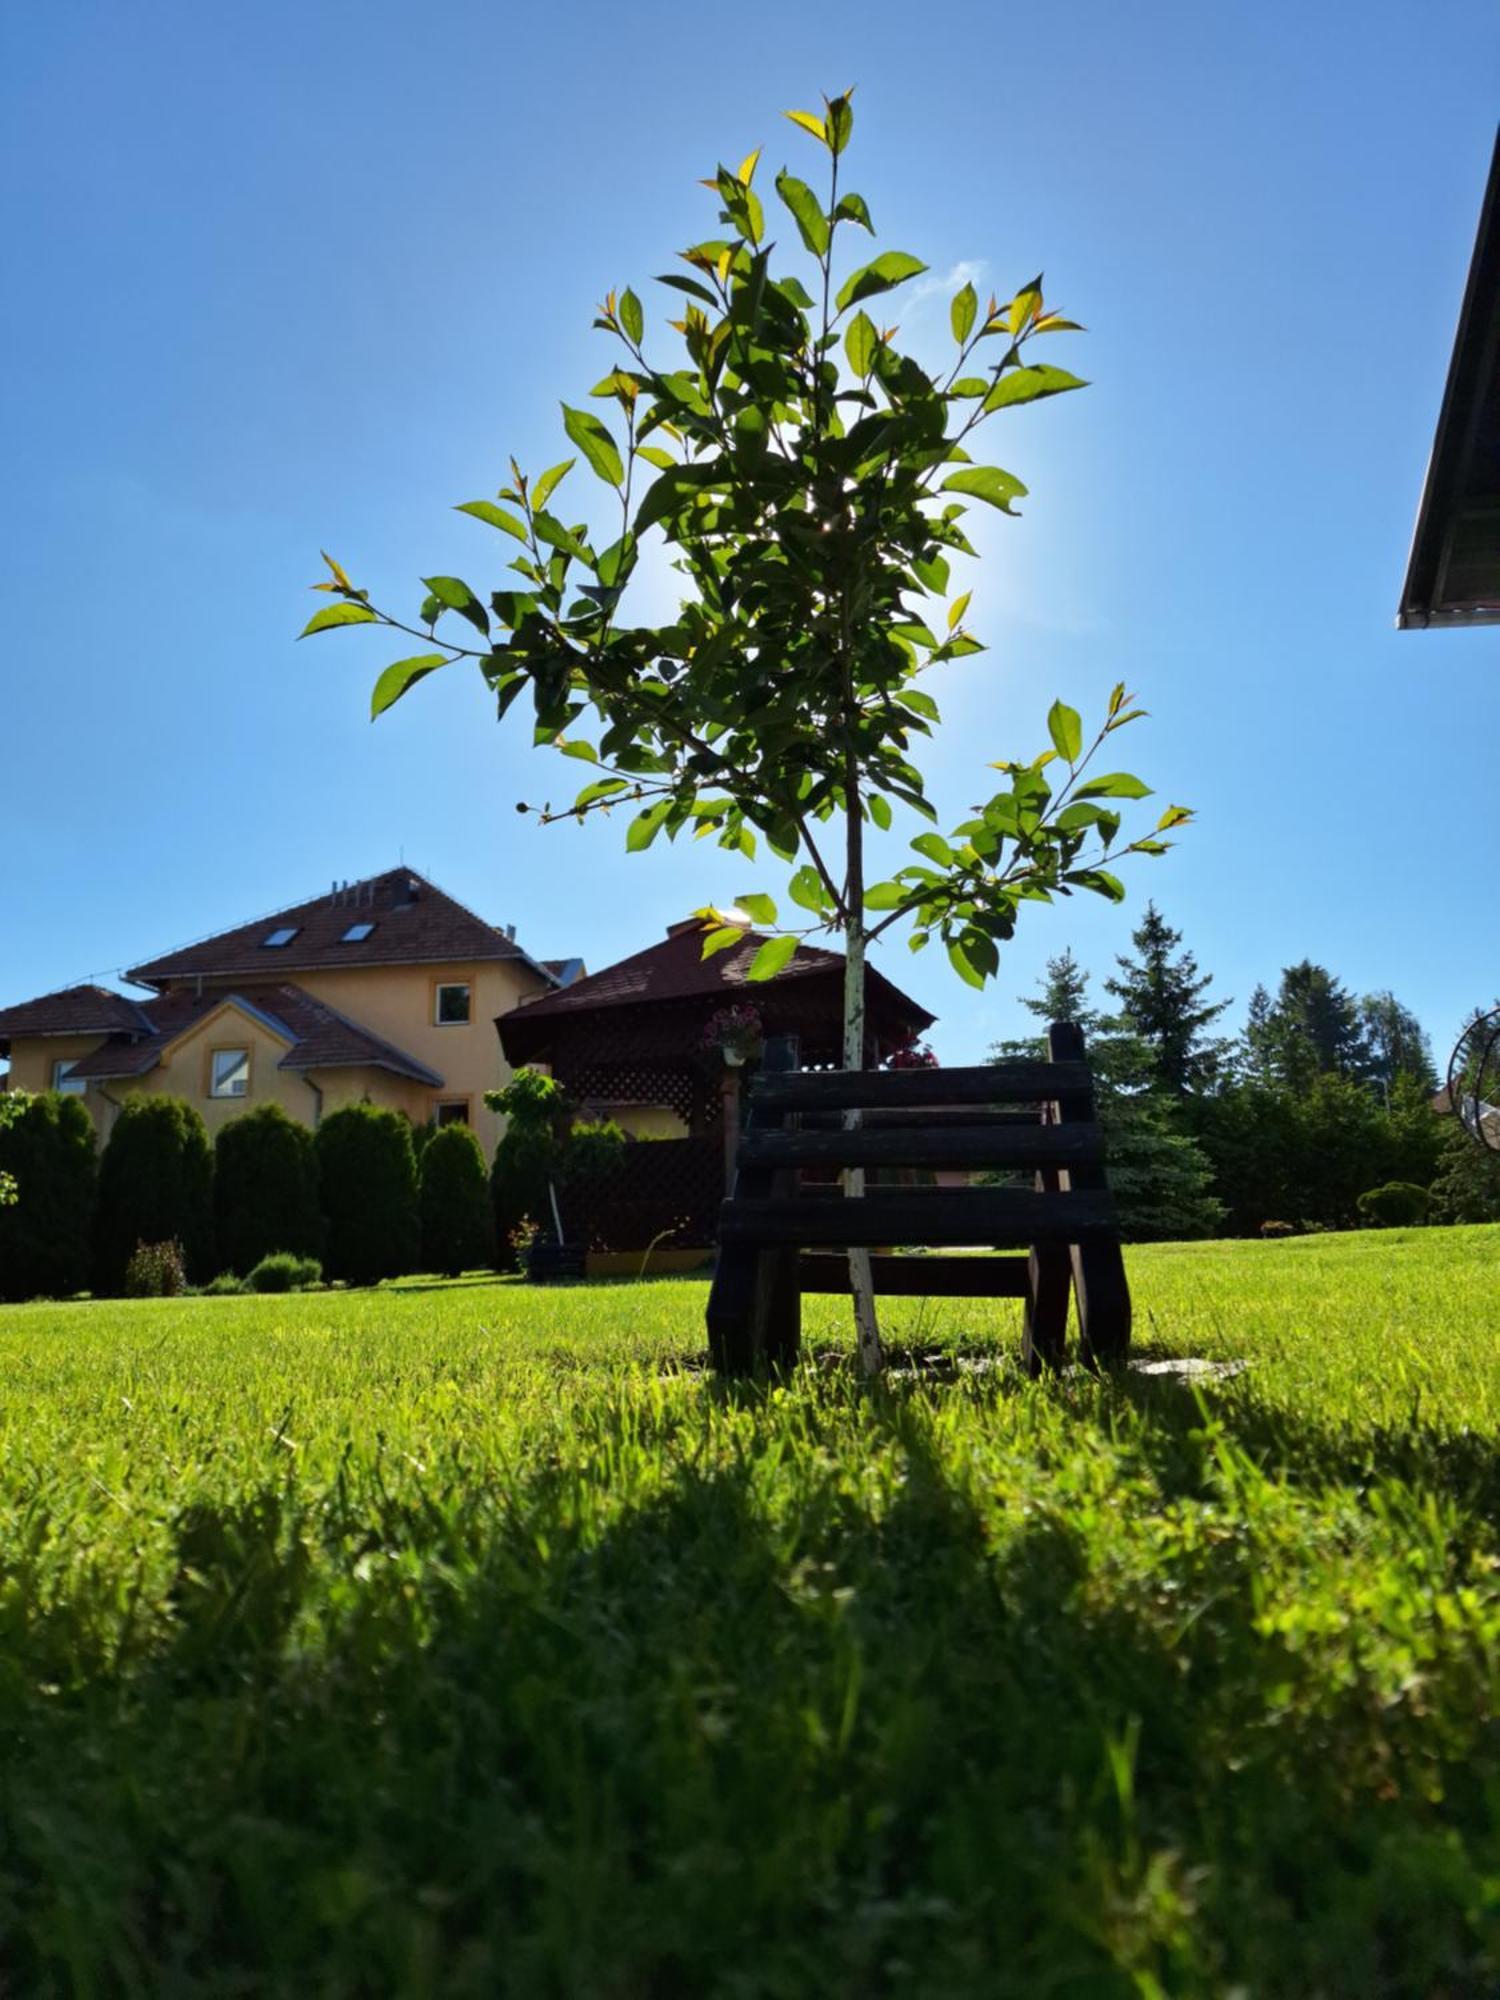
[
  {"xmin": 210, "ymin": 1047, "xmax": 250, "ymax": 1098},
  {"xmin": 435, "ymin": 982, "xmax": 472, "ymax": 1025},
  {"xmin": 433, "ymin": 1100, "xmax": 470, "ymax": 1127},
  {"xmin": 52, "ymin": 1058, "xmax": 86, "ymax": 1096},
  {"xmin": 262, "ymin": 926, "xmax": 299, "ymax": 948},
  {"xmin": 341, "ymin": 922, "xmax": 375, "ymax": 943}
]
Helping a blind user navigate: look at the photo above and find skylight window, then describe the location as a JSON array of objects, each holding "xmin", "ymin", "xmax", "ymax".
[
  {"xmin": 262, "ymin": 926, "xmax": 299, "ymax": 948},
  {"xmin": 341, "ymin": 921, "xmax": 376, "ymax": 943}
]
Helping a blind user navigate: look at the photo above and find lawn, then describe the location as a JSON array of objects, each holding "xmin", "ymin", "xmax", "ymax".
[{"xmin": 2, "ymin": 1229, "xmax": 1498, "ymax": 1997}]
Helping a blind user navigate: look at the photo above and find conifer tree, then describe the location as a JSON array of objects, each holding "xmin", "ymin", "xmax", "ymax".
[{"xmin": 1104, "ymin": 902, "xmax": 1231, "ymax": 1095}]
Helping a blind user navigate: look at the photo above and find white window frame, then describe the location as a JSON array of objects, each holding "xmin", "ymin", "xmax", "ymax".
[
  {"xmin": 434, "ymin": 982, "xmax": 472, "ymax": 1026},
  {"xmin": 52, "ymin": 1057, "xmax": 87, "ymax": 1096},
  {"xmin": 210, "ymin": 1047, "xmax": 251, "ymax": 1099}
]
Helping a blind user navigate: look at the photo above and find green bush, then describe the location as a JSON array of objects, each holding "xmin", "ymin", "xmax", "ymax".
[
  {"xmin": 123, "ymin": 1239, "xmax": 187, "ymax": 1298},
  {"xmin": 95, "ymin": 1096, "xmax": 214, "ymax": 1293},
  {"xmin": 0, "ymin": 1089, "xmax": 97, "ymax": 1301},
  {"xmin": 419, "ymin": 1123, "xmax": 494, "ymax": 1277},
  {"xmin": 1357, "ymin": 1181, "xmax": 1430, "ymax": 1229},
  {"xmin": 314, "ymin": 1104, "xmax": 418, "ymax": 1284},
  {"xmin": 247, "ymin": 1251, "xmax": 322, "ymax": 1294},
  {"xmin": 487, "ymin": 1069, "xmax": 564, "ymax": 1269},
  {"xmin": 1428, "ymin": 1118, "xmax": 1500, "ymax": 1224},
  {"xmin": 214, "ymin": 1104, "xmax": 322, "ymax": 1276},
  {"xmin": 202, "ymin": 1271, "xmax": 249, "ymax": 1296}
]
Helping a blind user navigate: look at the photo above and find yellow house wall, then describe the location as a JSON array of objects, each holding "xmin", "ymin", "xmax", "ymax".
[
  {"xmin": 4, "ymin": 1035, "xmax": 123, "ymax": 1140},
  {"xmin": 125, "ymin": 1002, "xmax": 318, "ymax": 1139}
]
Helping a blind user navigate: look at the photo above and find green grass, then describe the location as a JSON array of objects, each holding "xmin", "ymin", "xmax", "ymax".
[{"xmin": 2, "ymin": 1229, "xmax": 1499, "ymax": 1997}]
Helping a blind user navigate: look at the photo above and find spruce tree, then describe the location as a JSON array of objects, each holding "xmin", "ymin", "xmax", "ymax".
[
  {"xmin": 1103, "ymin": 902, "xmax": 1232, "ymax": 1094},
  {"xmin": 1359, "ymin": 991, "xmax": 1437, "ymax": 1097}
]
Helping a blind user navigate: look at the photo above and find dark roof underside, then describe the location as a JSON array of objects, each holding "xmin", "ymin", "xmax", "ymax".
[{"xmin": 1400, "ymin": 129, "xmax": 1500, "ymax": 630}]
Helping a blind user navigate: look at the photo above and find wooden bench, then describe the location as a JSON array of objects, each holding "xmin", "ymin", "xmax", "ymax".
[{"xmin": 706, "ymin": 1022, "xmax": 1130, "ymax": 1374}]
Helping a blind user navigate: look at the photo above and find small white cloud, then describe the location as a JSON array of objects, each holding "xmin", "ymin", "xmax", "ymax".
[{"xmin": 906, "ymin": 258, "xmax": 988, "ymax": 309}]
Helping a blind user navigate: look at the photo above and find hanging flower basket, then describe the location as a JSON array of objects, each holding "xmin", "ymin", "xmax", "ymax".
[{"xmin": 701, "ymin": 1003, "xmax": 765, "ymax": 1068}]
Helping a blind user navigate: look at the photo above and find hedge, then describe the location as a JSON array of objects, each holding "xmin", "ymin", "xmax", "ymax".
[
  {"xmin": 95, "ymin": 1095, "xmax": 215, "ymax": 1292},
  {"xmin": 314, "ymin": 1103, "xmax": 419, "ymax": 1284},
  {"xmin": 419, "ymin": 1123, "xmax": 494, "ymax": 1277},
  {"xmin": 0, "ymin": 1090, "xmax": 97, "ymax": 1301},
  {"xmin": 214, "ymin": 1103, "xmax": 323, "ymax": 1276}
]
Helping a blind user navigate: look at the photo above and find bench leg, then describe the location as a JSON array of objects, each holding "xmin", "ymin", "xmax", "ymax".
[
  {"xmin": 1024, "ymin": 1243, "xmax": 1071, "ymax": 1375},
  {"xmin": 707, "ymin": 1244, "xmax": 758, "ymax": 1374},
  {"xmin": 752, "ymin": 1246, "xmax": 801, "ymax": 1372},
  {"xmin": 1072, "ymin": 1240, "xmax": 1131, "ymax": 1368}
]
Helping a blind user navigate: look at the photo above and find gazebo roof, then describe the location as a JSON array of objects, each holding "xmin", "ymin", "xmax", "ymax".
[{"xmin": 498, "ymin": 919, "xmax": 933, "ymax": 1066}]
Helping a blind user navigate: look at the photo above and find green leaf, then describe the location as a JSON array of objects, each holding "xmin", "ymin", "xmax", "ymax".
[
  {"xmin": 983, "ymin": 364, "xmax": 1088, "ymax": 412},
  {"xmin": 940, "ymin": 465, "xmax": 1028, "ymax": 514},
  {"xmin": 737, "ymin": 891, "xmax": 778, "ymax": 925},
  {"xmin": 455, "ymin": 500, "xmax": 530, "ymax": 542},
  {"xmin": 868, "ymin": 793, "xmax": 892, "ymax": 831},
  {"xmin": 300, "ymin": 601, "xmax": 378, "ymax": 638},
  {"xmin": 531, "ymin": 460, "xmax": 575, "ymax": 514},
  {"xmin": 835, "ymin": 251, "xmax": 928, "ymax": 312},
  {"xmin": 561, "ymin": 403, "xmax": 624, "ymax": 488},
  {"xmin": 626, "ymin": 801, "xmax": 671, "ymax": 852},
  {"xmin": 825, "ymin": 92, "xmax": 854, "ymax": 155},
  {"xmin": 774, "ymin": 171, "xmax": 829, "ymax": 258},
  {"xmin": 747, "ymin": 934, "xmax": 799, "ymax": 981},
  {"xmin": 701, "ymin": 924, "xmax": 745, "ymax": 961},
  {"xmin": 863, "ymin": 880, "xmax": 907, "ymax": 910},
  {"xmin": 788, "ymin": 864, "xmax": 829, "ymax": 912},
  {"xmin": 573, "ymin": 777, "xmax": 629, "ymax": 808},
  {"xmin": 834, "ymin": 191, "xmax": 873, "ymax": 232},
  {"xmin": 370, "ymin": 653, "xmax": 447, "ymax": 718},
  {"xmin": 947, "ymin": 937, "xmax": 985, "ymax": 989},
  {"xmin": 619, "ymin": 287, "xmax": 644, "ymax": 343},
  {"xmin": 844, "ymin": 309, "xmax": 878, "ymax": 377},
  {"xmin": 911, "ymin": 831, "xmax": 954, "ymax": 866},
  {"xmin": 1075, "ymin": 772, "xmax": 1152, "ymax": 800},
  {"xmin": 1047, "ymin": 700, "xmax": 1083, "ymax": 763},
  {"xmin": 1065, "ymin": 868, "xmax": 1126, "ymax": 902},
  {"xmin": 423, "ymin": 575, "xmax": 489, "ymax": 637},
  {"xmin": 947, "ymin": 590, "xmax": 971, "ymax": 631},
  {"xmin": 951, "ymin": 281, "xmax": 977, "ymax": 345},
  {"xmin": 784, "ymin": 108, "xmax": 827, "ymax": 144}
]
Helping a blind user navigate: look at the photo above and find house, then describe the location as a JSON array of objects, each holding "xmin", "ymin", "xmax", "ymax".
[
  {"xmin": 0, "ymin": 869, "xmax": 573, "ymax": 1160},
  {"xmin": 497, "ymin": 915, "xmax": 933, "ymax": 1253},
  {"xmin": 1399, "ymin": 128, "xmax": 1500, "ymax": 628}
]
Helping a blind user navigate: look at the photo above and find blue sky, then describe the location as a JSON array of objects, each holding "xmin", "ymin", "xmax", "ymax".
[{"xmin": 2, "ymin": 0, "xmax": 1496, "ymax": 1067}]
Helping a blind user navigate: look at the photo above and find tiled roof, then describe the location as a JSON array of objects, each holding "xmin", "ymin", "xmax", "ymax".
[
  {"xmin": 0, "ymin": 984, "xmax": 154, "ymax": 1046},
  {"xmin": 500, "ymin": 920, "xmax": 933, "ymax": 1060},
  {"xmin": 63, "ymin": 983, "xmax": 444, "ymax": 1088},
  {"xmin": 126, "ymin": 868, "xmax": 554, "ymax": 987}
]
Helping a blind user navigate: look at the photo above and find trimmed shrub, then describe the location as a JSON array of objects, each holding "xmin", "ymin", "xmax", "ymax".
[
  {"xmin": 488, "ymin": 1070, "xmax": 563, "ymax": 1270},
  {"xmin": 314, "ymin": 1104, "xmax": 419, "ymax": 1284},
  {"xmin": 1357, "ymin": 1181, "xmax": 1430, "ymax": 1229},
  {"xmin": 214, "ymin": 1103, "xmax": 323, "ymax": 1276},
  {"xmin": 0, "ymin": 1089, "xmax": 97, "ymax": 1301},
  {"xmin": 95, "ymin": 1096, "xmax": 214, "ymax": 1293},
  {"xmin": 247, "ymin": 1251, "xmax": 322, "ymax": 1293},
  {"xmin": 123, "ymin": 1239, "xmax": 187, "ymax": 1298},
  {"xmin": 419, "ymin": 1123, "xmax": 494, "ymax": 1277},
  {"xmin": 202, "ymin": 1271, "xmax": 249, "ymax": 1296}
]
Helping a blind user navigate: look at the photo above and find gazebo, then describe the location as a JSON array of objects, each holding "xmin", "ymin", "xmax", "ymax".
[{"xmin": 497, "ymin": 918, "xmax": 934, "ymax": 1257}]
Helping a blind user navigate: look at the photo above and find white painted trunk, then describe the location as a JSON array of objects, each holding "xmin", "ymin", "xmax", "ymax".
[{"xmin": 842, "ymin": 915, "xmax": 884, "ymax": 1376}]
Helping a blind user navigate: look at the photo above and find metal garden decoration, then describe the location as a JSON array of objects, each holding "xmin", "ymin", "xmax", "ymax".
[
  {"xmin": 1447, "ymin": 1005, "xmax": 1500, "ymax": 1153},
  {"xmin": 304, "ymin": 91, "xmax": 1190, "ymax": 1365}
]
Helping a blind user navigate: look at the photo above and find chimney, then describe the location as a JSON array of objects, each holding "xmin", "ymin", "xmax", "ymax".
[{"xmin": 505, "ymin": 922, "xmax": 516, "ymax": 942}]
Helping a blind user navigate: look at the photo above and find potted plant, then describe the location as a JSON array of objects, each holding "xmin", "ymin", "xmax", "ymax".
[{"xmin": 701, "ymin": 1003, "xmax": 765, "ymax": 1070}]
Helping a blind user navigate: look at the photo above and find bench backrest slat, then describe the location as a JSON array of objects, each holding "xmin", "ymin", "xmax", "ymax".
[
  {"xmin": 738, "ymin": 1122, "xmax": 1103, "ymax": 1174},
  {"xmin": 750, "ymin": 1060, "xmax": 1091, "ymax": 1112}
]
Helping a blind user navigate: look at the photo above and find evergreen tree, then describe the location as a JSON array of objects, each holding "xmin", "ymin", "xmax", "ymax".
[
  {"xmin": 1359, "ymin": 991, "xmax": 1437, "ymax": 1097},
  {"xmin": 314, "ymin": 1104, "xmax": 419, "ymax": 1285},
  {"xmin": 992, "ymin": 957, "xmax": 1223, "ymax": 1242},
  {"xmin": 214, "ymin": 1104, "xmax": 323, "ymax": 1277},
  {"xmin": 1238, "ymin": 983, "xmax": 1277, "ymax": 1084},
  {"xmin": 0, "ymin": 1090, "xmax": 96, "ymax": 1301},
  {"xmin": 95, "ymin": 1095, "xmax": 215, "ymax": 1292},
  {"xmin": 1428, "ymin": 1116, "xmax": 1500, "ymax": 1224},
  {"xmin": 1266, "ymin": 961, "xmax": 1372, "ymax": 1088},
  {"xmin": 419, "ymin": 1123, "xmax": 495, "ymax": 1277},
  {"xmin": 1103, "ymin": 902, "xmax": 1232, "ymax": 1095}
]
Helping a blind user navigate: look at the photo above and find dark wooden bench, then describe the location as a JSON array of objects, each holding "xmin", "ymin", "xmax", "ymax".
[{"xmin": 706, "ymin": 1021, "xmax": 1130, "ymax": 1374}]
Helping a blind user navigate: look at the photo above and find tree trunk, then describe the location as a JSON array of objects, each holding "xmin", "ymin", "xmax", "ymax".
[{"xmin": 843, "ymin": 910, "xmax": 885, "ymax": 1376}]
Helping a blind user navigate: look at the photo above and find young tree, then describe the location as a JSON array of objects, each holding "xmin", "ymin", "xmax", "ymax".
[
  {"xmin": 1104, "ymin": 902, "xmax": 1231, "ymax": 1095},
  {"xmin": 95, "ymin": 1095, "xmax": 214, "ymax": 1292},
  {"xmin": 305, "ymin": 95, "xmax": 1187, "ymax": 1367},
  {"xmin": 1019, "ymin": 948, "xmax": 1095, "ymax": 1028}
]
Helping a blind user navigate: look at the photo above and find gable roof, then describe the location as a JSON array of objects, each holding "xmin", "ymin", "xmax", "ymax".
[
  {"xmin": 126, "ymin": 868, "xmax": 557, "ymax": 989},
  {"xmin": 499, "ymin": 919, "xmax": 932, "ymax": 1064},
  {"xmin": 0, "ymin": 984, "xmax": 154, "ymax": 1052},
  {"xmin": 63, "ymin": 983, "xmax": 445, "ymax": 1088}
]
